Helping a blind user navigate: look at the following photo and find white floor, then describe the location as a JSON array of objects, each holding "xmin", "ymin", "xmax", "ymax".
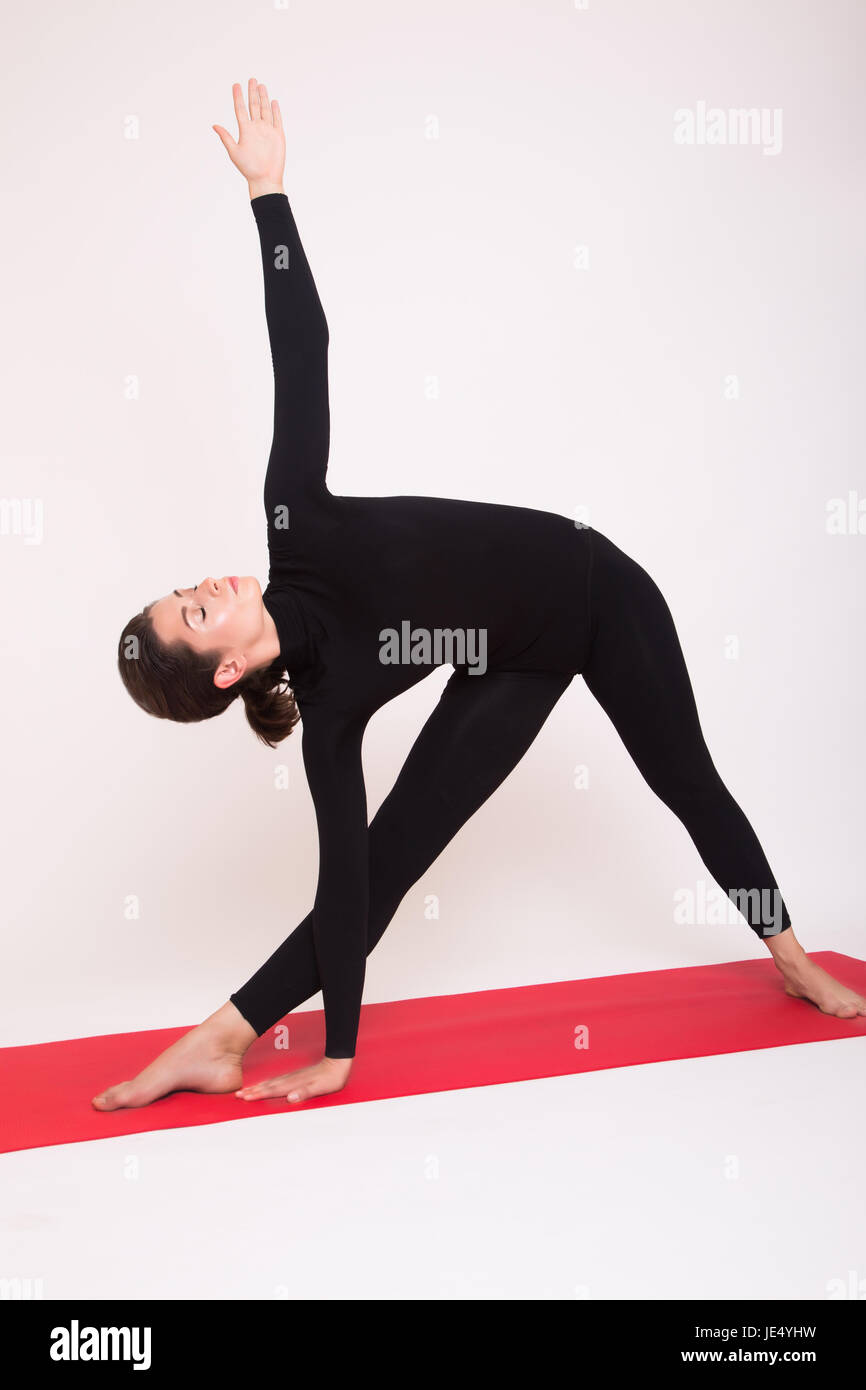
[{"xmin": 2, "ymin": 1034, "xmax": 864, "ymax": 1301}]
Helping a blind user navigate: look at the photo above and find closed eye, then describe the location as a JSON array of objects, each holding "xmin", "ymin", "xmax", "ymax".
[
  {"xmin": 172, "ymin": 587, "xmax": 206, "ymax": 624},
  {"xmin": 188, "ymin": 586, "xmax": 205, "ymax": 621}
]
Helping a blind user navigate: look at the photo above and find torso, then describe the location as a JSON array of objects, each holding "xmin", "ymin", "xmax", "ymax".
[{"xmin": 264, "ymin": 487, "xmax": 595, "ymax": 720}]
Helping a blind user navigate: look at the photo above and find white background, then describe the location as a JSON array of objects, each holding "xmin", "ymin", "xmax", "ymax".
[{"xmin": 0, "ymin": 0, "xmax": 863, "ymax": 1301}]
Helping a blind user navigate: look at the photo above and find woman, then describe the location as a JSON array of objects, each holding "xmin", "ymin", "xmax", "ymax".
[{"xmin": 94, "ymin": 79, "xmax": 865, "ymax": 1112}]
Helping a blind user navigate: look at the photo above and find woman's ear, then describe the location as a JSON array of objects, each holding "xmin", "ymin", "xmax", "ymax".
[{"xmin": 212, "ymin": 654, "xmax": 247, "ymax": 691}]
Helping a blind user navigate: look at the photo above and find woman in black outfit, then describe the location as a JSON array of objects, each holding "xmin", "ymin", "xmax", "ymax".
[{"xmin": 94, "ymin": 80, "xmax": 865, "ymax": 1112}]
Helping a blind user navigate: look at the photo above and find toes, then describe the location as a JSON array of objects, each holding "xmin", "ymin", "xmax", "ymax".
[{"xmin": 92, "ymin": 1083, "xmax": 129, "ymax": 1110}]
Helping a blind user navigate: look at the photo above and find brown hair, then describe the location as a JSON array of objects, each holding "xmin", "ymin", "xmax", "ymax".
[{"xmin": 117, "ymin": 603, "xmax": 300, "ymax": 747}]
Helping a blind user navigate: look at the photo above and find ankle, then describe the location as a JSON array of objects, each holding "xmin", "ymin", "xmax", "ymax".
[
  {"xmin": 764, "ymin": 927, "xmax": 806, "ymax": 969},
  {"xmin": 203, "ymin": 1001, "xmax": 258, "ymax": 1054}
]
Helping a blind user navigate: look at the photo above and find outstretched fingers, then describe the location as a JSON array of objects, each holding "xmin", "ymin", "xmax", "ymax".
[
  {"xmin": 236, "ymin": 1061, "xmax": 348, "ymax": 1106},
  {"xmin": 212, "ymin": 123, "xmax": 237, "ymax": 154},
  {"xmin": 232, "ymin": 81, "xmax": 249, "ymax": 127},
  {"xmin": 248, "ymin": 76, "xmax": 261, "ymax": 121}
]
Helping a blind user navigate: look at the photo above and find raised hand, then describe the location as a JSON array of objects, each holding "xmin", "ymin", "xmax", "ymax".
[{"xmin": 213, "ymin": 77, "xmax": 286, "ymax": 197}]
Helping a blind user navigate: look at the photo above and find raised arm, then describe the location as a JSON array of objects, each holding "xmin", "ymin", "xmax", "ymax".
[{"xmin": 214, "ymin": 78, "xmax": 330, "ymax": 495}]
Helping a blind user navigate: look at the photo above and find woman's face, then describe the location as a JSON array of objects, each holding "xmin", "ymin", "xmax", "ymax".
[{"xmin": 149, "ymin": 575, "xmax": 265, "ymax": 658}]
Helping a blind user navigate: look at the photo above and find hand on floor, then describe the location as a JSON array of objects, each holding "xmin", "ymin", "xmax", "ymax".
[{"xmin": 236, "ymin": 1055, "xmax": 353, "ymax": 1105}]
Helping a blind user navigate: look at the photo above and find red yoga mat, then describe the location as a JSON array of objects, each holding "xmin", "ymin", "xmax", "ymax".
[{"xmin": 2, "ymin": 951, "xmax": 865, "ymax": 1154}]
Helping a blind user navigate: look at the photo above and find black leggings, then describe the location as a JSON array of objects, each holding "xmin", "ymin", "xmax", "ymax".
[{"xmin": 230, "ymin": 528, "xmax": 790, "ymax": 1036}]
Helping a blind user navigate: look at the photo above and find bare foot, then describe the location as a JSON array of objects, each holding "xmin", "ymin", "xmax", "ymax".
[
  {"xmin": 91, "ymin": 1002, "xmax": 257, "ymax": 1111},
  {"xmin": 236, "ymin": 1055, "xmax": 353, "ymax": 1105},
  {"xmin": 770, "ymin": 942, "xmax": 866, "ymax": 1019}
]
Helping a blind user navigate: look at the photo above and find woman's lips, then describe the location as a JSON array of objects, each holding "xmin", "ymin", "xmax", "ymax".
[{"xmin": 229, "ymin": 576, "xmax": 239, "ymax": 595}]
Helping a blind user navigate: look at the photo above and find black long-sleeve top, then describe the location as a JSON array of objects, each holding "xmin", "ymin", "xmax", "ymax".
[{"xmin": 253, "ymin": 193, "xmax": 594, "ymax": 1058}]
